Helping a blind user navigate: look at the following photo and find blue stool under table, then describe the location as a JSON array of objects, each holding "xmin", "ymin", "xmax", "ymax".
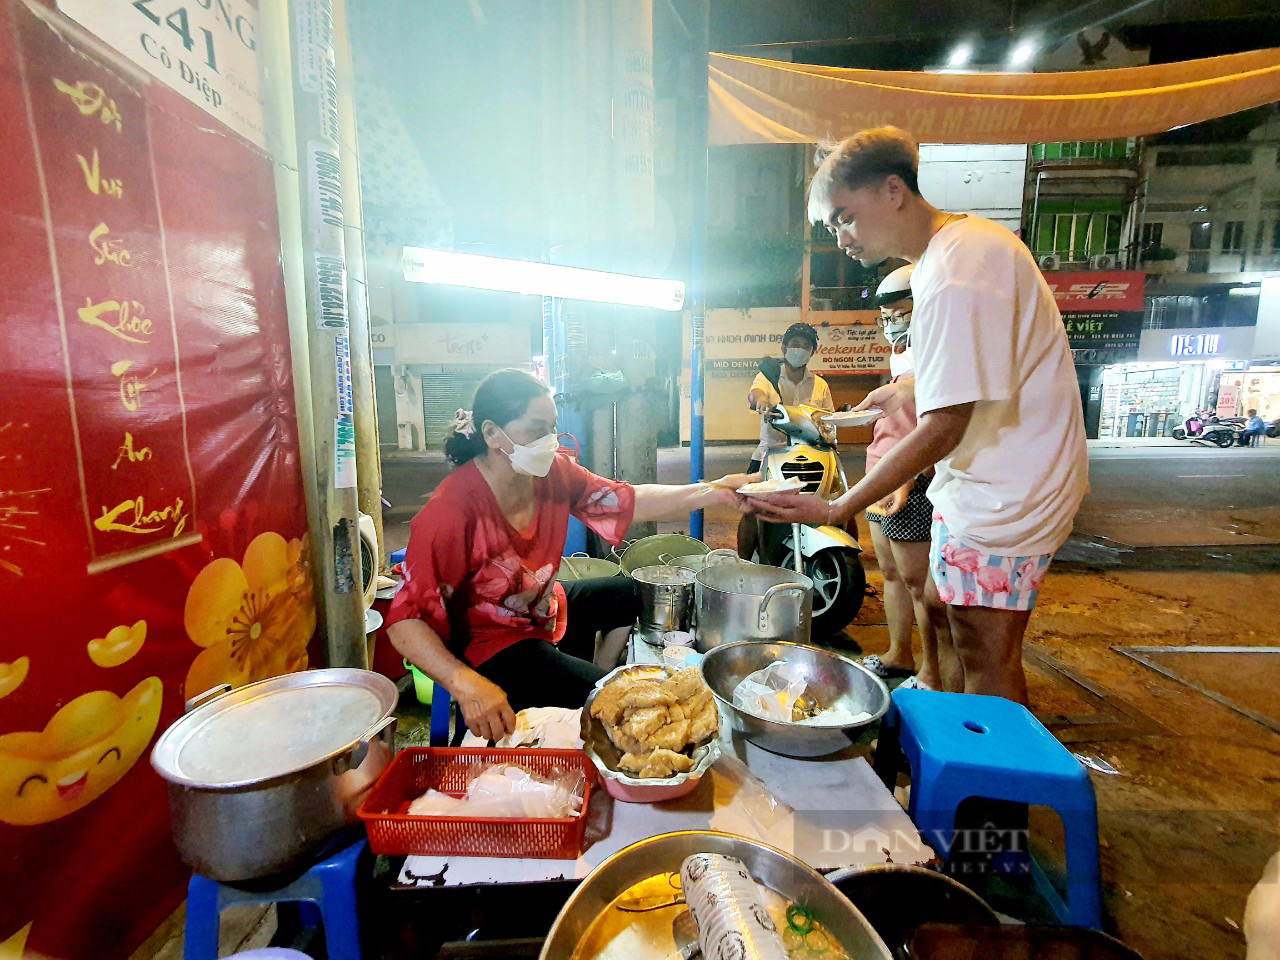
[
  {"xmin": 873, "ymin": 688, "xmax": 1102, "ymax": 928},
  {"xmin": 184, "ymin": 837, "xmax": 367, "ymax": 960}
]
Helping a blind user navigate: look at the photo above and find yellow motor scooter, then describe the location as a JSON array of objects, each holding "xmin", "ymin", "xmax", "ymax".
[{"xmin": 757, "ymin": 402, "xmax": 866, "ymax": 636}]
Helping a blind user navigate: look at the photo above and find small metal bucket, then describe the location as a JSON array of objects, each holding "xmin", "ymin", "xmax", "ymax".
[{"xmin": 631, "ymin": 564, "xmax": 697, "ymax": 633}]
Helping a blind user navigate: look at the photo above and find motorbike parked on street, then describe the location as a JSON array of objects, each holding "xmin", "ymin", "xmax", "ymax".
[
  {"xmin": 1171, "ymin": 411, "xmax": 1243, "ymax": 448},
  {"xmin": 753, "ymin": 402, "xmax": 866, "ymax": 636}
]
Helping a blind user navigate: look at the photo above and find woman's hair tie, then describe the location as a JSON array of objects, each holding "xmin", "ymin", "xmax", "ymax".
[{"xmin": 450, "ymin": 408, "xmax": 476, "ymax": 438}]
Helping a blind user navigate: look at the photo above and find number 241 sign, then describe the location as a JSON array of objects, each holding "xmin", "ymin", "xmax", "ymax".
[{"xmin": 58, "ymin": 0, "xmax": 265, "ymax": 149}]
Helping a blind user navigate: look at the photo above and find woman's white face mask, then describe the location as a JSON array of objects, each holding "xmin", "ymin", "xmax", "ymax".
[{"xmin": 498, "ymin": 427, "xmax": 558, "ymax": 477}]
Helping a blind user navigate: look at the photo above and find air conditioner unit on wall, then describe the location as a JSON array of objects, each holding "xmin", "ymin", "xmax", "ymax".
[
  {"xmin": 1038, "ymin": 254, "xmax": 1061, "ymax": 270},
  {"xmin": 1090, "ymin": 253, "xmax": 1118, "ymax": 270}
]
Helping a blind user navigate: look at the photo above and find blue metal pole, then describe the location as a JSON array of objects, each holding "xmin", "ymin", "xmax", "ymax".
[
  {"xmin": 545, "ymin": 294, "xmax": 589, "ymax": 554},
  {"xmin": 688, "ymin": 0, "xmax": 709, "ymax": 540}
]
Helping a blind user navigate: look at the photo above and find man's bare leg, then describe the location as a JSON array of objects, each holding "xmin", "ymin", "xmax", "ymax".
[
  {"xmin": 946, "ymin": 604, "xmax": 1032, "ymax": 704},
  {"xmin": 923, "ymin": 576, "xmax": 964, "ymax": 692}
]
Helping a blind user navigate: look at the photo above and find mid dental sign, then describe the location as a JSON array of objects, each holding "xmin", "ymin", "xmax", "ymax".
[{"xmin": 1170, "ymin": 333, "xmax": 1221, "ymax": 357}]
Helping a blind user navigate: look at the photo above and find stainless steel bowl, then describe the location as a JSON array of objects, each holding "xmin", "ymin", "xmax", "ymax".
[
  {"xmin": 700, "ymin": 641, "xmax": 890, "ymax": 757},
  {"xmin": 540, "ymin": 830, "xmax": 892, "ymax": 960}
]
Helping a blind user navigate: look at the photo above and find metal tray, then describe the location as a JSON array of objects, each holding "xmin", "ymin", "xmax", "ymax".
[{"xmin": 541, "ymin": 830, "xmax": 893, "ymax": 960}]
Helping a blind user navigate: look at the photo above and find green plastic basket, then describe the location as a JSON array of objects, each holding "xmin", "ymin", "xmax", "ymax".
[{"xmin": 403, "ymin": 659, "xmax": 434, "ymax": 705}]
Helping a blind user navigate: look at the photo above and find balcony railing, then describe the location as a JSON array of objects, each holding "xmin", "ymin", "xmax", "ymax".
[{"xmin": 1032, "ymin": 139, "xmax": 1137, "ymax": 164}]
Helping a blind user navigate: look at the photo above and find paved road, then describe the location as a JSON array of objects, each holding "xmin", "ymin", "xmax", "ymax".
[{"xmin": 381, "ymin": 442, "xmax": 1280, "ymax": 570}]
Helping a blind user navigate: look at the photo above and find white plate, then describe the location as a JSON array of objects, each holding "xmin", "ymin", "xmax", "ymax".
[
  {"xmin": 823, "ymin": 408, "xmax": 883, "ymax": 428},
  {"xmin": 736, "ymin": 478, "xmax": 806, "ymax": 496}
]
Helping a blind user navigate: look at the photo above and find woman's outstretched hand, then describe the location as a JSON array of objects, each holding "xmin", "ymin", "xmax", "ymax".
[{"xmin": 455, "ymin": 672, "xmax": 517, "ymax": 742}]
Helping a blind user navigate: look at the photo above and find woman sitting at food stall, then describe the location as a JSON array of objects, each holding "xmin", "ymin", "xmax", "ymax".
[{"xmin": 386, "ymin": 368, "xmax": 748, "ymax": 742}]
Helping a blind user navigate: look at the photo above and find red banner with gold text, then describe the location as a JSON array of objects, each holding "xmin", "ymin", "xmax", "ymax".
[{"xmin": 0, "ymin": 4, "xmax": 314, "ymax": 958}]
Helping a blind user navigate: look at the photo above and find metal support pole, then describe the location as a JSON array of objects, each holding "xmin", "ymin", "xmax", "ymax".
[
  {"xmin": 281, "ymin": 0, "xmax": 366, "ymax": 667},
  {"xmin": 688, "ymin": 0, "xmax": 709, "ymax": 539},
  {"xmin": 332, "ymin": 0, "xmax": 384, "ymax": 572}
]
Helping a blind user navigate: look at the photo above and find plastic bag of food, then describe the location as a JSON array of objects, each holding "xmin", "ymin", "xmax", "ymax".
[
  {"xmin": 732, "ymin": 661, "xmax": 808, "ymax": 722},
  {"xmin": 407, "ymin": 762, "xmax": 585, "ymax": 819},
  {"xmin": 680, "ymin": 853, "xmax": 788, "ymax": 960}
]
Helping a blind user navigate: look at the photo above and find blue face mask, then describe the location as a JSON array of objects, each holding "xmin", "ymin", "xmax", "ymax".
[{"xmin": 785, "ymin": 347, "xmax": 812, "ymax": 369}]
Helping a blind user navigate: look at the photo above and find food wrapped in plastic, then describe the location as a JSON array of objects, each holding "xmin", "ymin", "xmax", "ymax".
[
  {"xmin": 680, "ymin": 853, "xmax": 788, "ymax": 960},
  {"xmin": 733, "ymin": 661, "xmax": 873, "ymax": 726},
  {"xmin": 407, "ymin": 762, "xmax": 584, "ymax": 819}
]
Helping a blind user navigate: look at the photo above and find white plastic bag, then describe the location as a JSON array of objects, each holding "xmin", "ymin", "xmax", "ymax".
[
  {"xmin": 733, "ymin": 661, "xmax": 809, "ymax": 722},
  {"xmin": 407, "ymin": 762, "xmax": 584, "ymax": 819}
]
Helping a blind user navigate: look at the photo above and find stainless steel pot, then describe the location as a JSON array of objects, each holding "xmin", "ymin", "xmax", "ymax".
[
  {"xmin": 694, "ymin": 557, "xmax": 812, "ymax": 652},
  {"xmin": 150, "ymin": 668, "xmax": 398, "ymax": 881},
  {"xmin": 632, "ymin": 564, "xmax": 697, "ymax": 633},
  {"xmin": 614, "ymin": 534, "xmax": 708, "ymax": 575}
]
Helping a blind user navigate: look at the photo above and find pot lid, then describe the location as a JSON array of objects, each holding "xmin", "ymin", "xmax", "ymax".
[
  {"xmin": 152, "ymin": 669, "xmax": 396, "ymax": 788},
  {"xmin": 632, "ymin": 564, "xmax": 697, "ymax": 585}
]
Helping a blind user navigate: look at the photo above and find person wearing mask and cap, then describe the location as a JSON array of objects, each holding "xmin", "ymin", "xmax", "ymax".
[
  {"xmin": 860, "ymin": 265, "xmax": 947, "ymax": 691},
  {"xmin": 737, "ymin": 321, "xmax": 835, "ymax": 560}
]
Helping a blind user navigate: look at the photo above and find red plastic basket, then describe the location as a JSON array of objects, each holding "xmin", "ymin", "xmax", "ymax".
[{"xmin": 357, "ymin": 747, "xmax": 594, "ymax": 859}]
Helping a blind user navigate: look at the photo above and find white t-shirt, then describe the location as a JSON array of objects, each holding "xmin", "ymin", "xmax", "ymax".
[
  {"xmin": 911, "ymin": 214, "xmax": 1089, "ymax": 555},
  {"xmin": 750, "ymin": 368, "xmax": 834, "ymax": 461}
]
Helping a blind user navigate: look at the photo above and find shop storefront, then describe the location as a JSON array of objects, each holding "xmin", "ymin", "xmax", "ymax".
[
  {"xmin": 381, "ymin": 322, "xmax": 534, "ymax": 450},
  {"xmin": 680, "ymin": 307, "xmax": 889, "ymax": 444},
  {"xmin": 1215, "ymin": 364, "xmax": 1280, "ymax": 419},
  {"xmin": 1094, "ymin": 326, "xmax": 1257, "ymax": 438}
]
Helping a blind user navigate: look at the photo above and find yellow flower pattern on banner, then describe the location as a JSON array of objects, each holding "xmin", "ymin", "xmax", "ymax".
[{"xmin": 184, "ymin": 532, "xmax": 315, "ymax": 696}]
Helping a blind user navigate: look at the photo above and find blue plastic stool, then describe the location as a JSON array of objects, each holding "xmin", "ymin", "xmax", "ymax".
[
  {"xmin": 183, "ymin": 838, "xmax": 367, "ymax": 960},
  {"xmin": 389, "ymin": 547, "xmax": 407, "ymax": 565},
  {"xmin": 429, "ymin": 682, "xmax": 454, "ymax": 745},
  {"xmin": 874, "ymin": 689, "xmax": 1102, "ymax": 928}
]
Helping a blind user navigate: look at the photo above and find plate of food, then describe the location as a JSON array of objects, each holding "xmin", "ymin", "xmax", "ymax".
[
  {"xmin": 735, "ymin": 477, "xmax": 806, "ymax": 497},
  {"xmin": 581, "ymin": 665, "xmax": 721, "ymax": 802},
  {"xmin": 822, "ymin": 408, "xmax": 884, "ymax": 428}
]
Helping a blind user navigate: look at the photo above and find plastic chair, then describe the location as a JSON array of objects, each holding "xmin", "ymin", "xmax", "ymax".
[
  {"xmin": 184, "ymin": 838, "xmax": 367, "ymax": 960},
  {"xmin": 430, "ymin": 681, "xmax": 455, "ymax": 745},
  {"xmin": 874, "ymin": 689, "xmax": 1102, "ymax": 928}
]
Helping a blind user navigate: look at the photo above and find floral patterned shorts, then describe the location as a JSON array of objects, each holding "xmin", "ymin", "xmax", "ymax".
[{"xmin": 929, "ymin": 514, "xmax": 1053, "ymax": 612}]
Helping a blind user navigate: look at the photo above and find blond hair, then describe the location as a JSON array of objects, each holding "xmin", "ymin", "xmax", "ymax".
[{"xmin": 807, "ymin": 126, "xmax": 921, "ymax": 224}]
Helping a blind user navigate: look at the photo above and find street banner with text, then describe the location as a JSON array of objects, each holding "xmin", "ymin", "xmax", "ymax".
[
  {"xmin": 1046, "ymin": 270, "xmax": 1146, "ymax": 365},
  {"xmin": 0, "ymin": 6, "xmax": 311, "ymax": 959}
]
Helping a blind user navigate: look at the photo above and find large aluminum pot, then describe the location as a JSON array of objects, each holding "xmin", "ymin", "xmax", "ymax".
[
  {"xmin": 555, "ymin": 553, "xmax": 622, "ymax": 582},
  {"xmin": 694, "ymin": 556, "xmax": 812, "ymax": 652},
  {"xmin": 540, "ymin": 830, "xmax": 892, "ymax": 960},
  {"xmin": 632, "ymin": 564, "xmax": 697, "ymax": 633},
  {"xmin": 615, "ymin": 534, "xmax": 708, "ymax": 575},
  {"xmin": 151, "ymin": 668, "xmax": 398, "ymax": 881}
]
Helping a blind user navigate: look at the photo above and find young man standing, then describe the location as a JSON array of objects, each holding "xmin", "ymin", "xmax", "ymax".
[
  {"xmin": 737, "ymin": 322, "xmax": 834, "ymax": 560},
  {"xmin": 754, "ymin": 127, "xmax": 1088, "ymax": 704}
]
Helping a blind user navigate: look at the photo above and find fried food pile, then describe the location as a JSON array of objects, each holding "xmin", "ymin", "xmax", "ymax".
[{"xmin": 589, "ymin": 668, "xmax": 718, "ymax": 779}]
